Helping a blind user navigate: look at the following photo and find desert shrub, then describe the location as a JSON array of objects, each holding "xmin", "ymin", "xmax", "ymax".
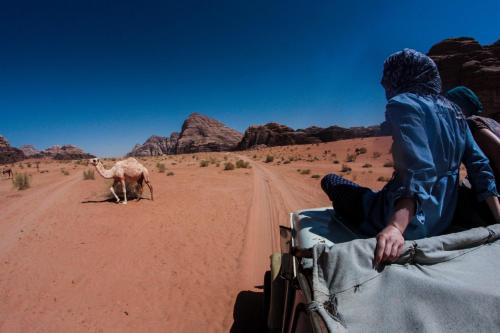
[
  {"xmin": 156, "ymin": 162, "xmax": 166, "ymax": 172},
  {"xmin": 199, "ymin": 160, "xmax": 209, "ymax": 167},
  {"xmin": 224, "ymin": 162, "xmax": 235, "ymax": 171},
  {"xmin": 355, "ymin": 147, "xmax": 367, "ymax": 155},
  {"xmin": 345, "ymin": 153, "xmax": 357, "ymax": 163},
  {"xmin": 83, "ymin": 169, "xmax": 95, "ymax": 180},
  {"xmin": 373, "ymin": 152, "xmax": 382, "ymax": 159},
  {"xmin": 236, "ymin": 160, "xmax": 250, "ymax": 168},
  {"xmin": 26, "ymin": 162, "xmax": 32, "ymax": 168},
  {"xmin": 12, "ymin": 173, "xmax": 30, "ymax": 190},
  {"xmin": 283, "ymin": 160, "xmax": 291, "ymax": 164},
  {"xmin": 383, "ymin": 161, "xmax": 394, "ymax": 168},
  {"xmin": 300, "ymin": 169, "xmax": 311, "ymax": 175},
  {"xmin": 61, "ymin": 168, "xmax": 69, "ymax": 176},
  {"xmin": 264, "ymin": 155, "xmax": 274, "ymax": 163},
  {"xmin": 333, "ymin": 160, "xmax": 339, "ymax": 164},
  {"xmin": 377, "ymin": 176, "xmax": 391, "ymax": 182},
  {"xmin": 209, "ymin": 157, "xmax": 218, "ymax": 164},
  {"xmin": 340, "ymin": 164, "xmax": 352, "ymax": 173},
  {"xmin": 215, "ymin": 163, "xmax": 220, "ymax": 167},
  {"xmin": 362, "ymin": 163, "xmax": 372, "ymax": 168},
  {"xmin": 311, "ymin": 174, "xmax": 321, "ymax": 179},
  {"xmin": 166, "ymin": 171, "xmax": 174, "ymax": 176},
  {"xmin": 252, "ymin": 154, "xmax": 257, "ymax": 159}
]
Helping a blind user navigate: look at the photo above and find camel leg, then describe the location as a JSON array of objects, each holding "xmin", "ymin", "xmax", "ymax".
[
  {"xmin": 145, "ymin": 180, "xmax": 153, "ymax": 201},
  {"xmin": 110, "ymin": 180, "xmax": 120, "ymax": 203},
  {"xmin": 121, "ymin": 179, "xmax": 127, "ymax": 205},
  {"xmin": 137, "ymin": 177, "xmax": 144, "ymax": 201}
]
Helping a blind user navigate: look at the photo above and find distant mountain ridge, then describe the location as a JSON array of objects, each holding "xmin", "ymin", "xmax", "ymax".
[
  {"xmin": 128, "ymin": 114, "xmax": 381, "ymax": 156},
  {"xmin": 128, "ymin": 113, "xmax": 243, "ymax": 156},
  {"xmin": 0, "ymin": 136, "xmax": 95, "ymax": 164}
]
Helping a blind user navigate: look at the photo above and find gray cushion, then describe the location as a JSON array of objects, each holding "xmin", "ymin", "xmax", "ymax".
[{"xmin": 291, "ymin": 207, "xmax": 360, "ymax": 269}]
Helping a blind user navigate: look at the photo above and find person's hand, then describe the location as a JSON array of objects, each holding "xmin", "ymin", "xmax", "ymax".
[{"xmin": 373, "ymin": 224, "xmax": 404, "ymax": 269}]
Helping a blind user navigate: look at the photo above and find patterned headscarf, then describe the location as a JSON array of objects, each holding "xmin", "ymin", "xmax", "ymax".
[
  {"xmin": 381, "ymin": 48, "xmax": 442, "ymax": 100},
  {"xmin": 445, "ymin": 86, "xmax": 483, "ymax": 117}
]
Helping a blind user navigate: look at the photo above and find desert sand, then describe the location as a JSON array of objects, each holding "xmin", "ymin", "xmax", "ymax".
[{"xmin": 0, "ymin": 137, "xmax": 392, "ymax": 332}]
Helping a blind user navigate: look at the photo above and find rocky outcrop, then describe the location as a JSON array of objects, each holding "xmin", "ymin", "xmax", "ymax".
[
  {"xmin": 236, "ymin": 123, "xmax": 321, "ymax": 150},
  {"xmin": 19, "ymin": 145, "xmax": 40, "ymax": 157},
  {"xmin": 0, "ymin": 135, "xmax": 25, "ymax": 164},
  {"xmin": 128, "ymin": 133, "xmax": 180, "ymax": 157},
  {"xmin": 175, "ymin": 113, "xmax": 242, "ymax": 154},
  {"xmin": 237, "ymin": 123, "xmax": 380, "ymax": 150},
  {"xmin": 428, "ymin": 37, "xmax": 500, "ymax": 120},
  {"xmin": 39, "ymin": 145, "xmax": 95, "ymax": 160}
]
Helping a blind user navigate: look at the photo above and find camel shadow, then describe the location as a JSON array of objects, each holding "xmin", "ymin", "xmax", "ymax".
[
  {"xmin": 81, "ymin": 197, "xmax": 152, "ymax": 204},
  {"xmin": 230, "ymin": 289, "xmax": 268, "ymax": 333}
]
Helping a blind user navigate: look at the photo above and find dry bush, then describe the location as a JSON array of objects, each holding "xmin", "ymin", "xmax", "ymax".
[
  {"xmin": 362, "ymin": 163, "xmax": 372, "ymax": 168},
  {"xmin": 200, "ymin": 160, "xmax": 209, "ymax": 167},
  {"xmin": 12, "ymin": 173, "xmax": 30, "ymax": 190},
  {"xmin": 340, "ymin": 164, "xmax": 352, "ymax": 173},
  {"xmin": 156, "ymin": 162, "xmax": 166, "ymax": 172},
  {"xmin": 383, "ymin": 161, "xmax": 394, "ymax": 168},
  {"xmin": 236, "ymin": 160, "xmax": 250, "ymax": 169},
  {"xmin": 311, "ymin": 174, "xmax": 321, "ymax": 179},
  {"xmin": 300, "ymin": 169, "xmax": 311, "ymax": 175},
  {"xmin": 166, "ymin": 171, "xmax": 174, "ymax": 176},
  {"xmin": 83, "ymin": 169, "xmax": 95, "ymax": 180},
  {"xmin": 345, "ymin": 154, "xmax": 357, "ymax": 163},
  {"xmin": 224, "ymin": 162, "xmax": 235, "ymax": 171},
  {"xmin": 355, "ymin": 147, "xmax": 367, "ymax": 155},
  {"xmin": 333, "ymin": 160, "xmax": 339, "ymax": 164},
  {"xmin": 377, "ymin": 176, "xmax": 391, "ymax": 182},
  {"xmin": 61, "ymin": 168, "xmax": 70, "ymax": 176},
  {"xmin": 264, "ymin": 155, "xmax": 274, "ymax": 163},
  {"xmin": 373, "ymin": 152, "xmax": 382, "ymax": 159}
]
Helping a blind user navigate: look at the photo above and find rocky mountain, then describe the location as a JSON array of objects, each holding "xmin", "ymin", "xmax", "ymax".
[
  {"xmin": 19, "ymin": 144, "xmax": 40, "ymax": 157},
  {"xmin": 127, "ymin": 133, "xmax": 179, "ymax": 157},
  {"xmin": 38, "ymin": 145, "xmax": 95, "ymax": 160},
  {"xmin": 237, "ymin": 123, "xmax": 380, "ymax": 150},
  {"xmin": 0, "ymin": 135, "xmax": 26, "ymax": 164},
  {"xmin": 175, "ymin": 113, "xmax": 243, "ymax": 154},
  {"xmin": 428, "ymin": 37, "xmax": 500, "ymax": 120},
  {"xmin": 127, "ymin": 113, "xmax": 242, "ymax": 156}
]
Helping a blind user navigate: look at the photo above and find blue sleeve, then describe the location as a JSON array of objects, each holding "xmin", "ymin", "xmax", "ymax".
[
  {"xmin": 385, "ymin": 98, "xmax": 437, "ymax": 208},
  {"xmin": 462, "ymin": 125, "xmax": 498, "ymax": 200}
]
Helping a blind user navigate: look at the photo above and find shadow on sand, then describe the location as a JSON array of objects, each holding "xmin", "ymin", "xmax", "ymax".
[
  {"xmin": 81, "ymin": 197, "xmax": 151, "ymax": 204},
  {"xmin": 230, "ymin": 290, "xmax": 267, "ymax": 333}
]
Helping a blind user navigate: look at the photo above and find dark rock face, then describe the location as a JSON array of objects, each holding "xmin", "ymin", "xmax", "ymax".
[
  {"xmin": 40, "ymin": 145, "xmax": 95, "ymax": 160},
  {"xmin": 236, "ymin": 123, "xmax": 320, "ymax": 150},
  {"xmin": 19, "ymin": 145, "xmax": 40, "ymax": 157},
  {"xmin": 237, "ymin": 123, "xmax": 380, "ymax": 150},
  {"xmin": 127, "ymin": 134, "xmax": 179, "ymax": 157},
  {"xmin": 0, "ymin": 135, "xmax": 26, "ymax": 164},
  {"xmin": 428, "ymin": 37, "xmax": 500, "ymax": 120},
  {"xmin": 175, "ymin": 113, "xmax": 243, "ymax": 154}
]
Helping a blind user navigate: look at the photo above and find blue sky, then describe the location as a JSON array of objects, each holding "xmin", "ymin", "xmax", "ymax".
[{"xmin": 1, "ymin": 0, "xmax": 499, "ymax": 156}]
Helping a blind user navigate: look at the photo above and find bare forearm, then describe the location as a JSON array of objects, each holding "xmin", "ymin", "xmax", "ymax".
[
  {"xmin": 486, "ymin": 196, "xmax": 500, "ymax": 223},
  {"xmin": 388, "ymin": 198, "xmax": 416, "ymax": 233}
]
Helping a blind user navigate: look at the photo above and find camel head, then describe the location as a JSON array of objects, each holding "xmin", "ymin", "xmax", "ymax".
[{"xmin": 89, "ymin": 158, "xmax": 101, "ymax": 166}]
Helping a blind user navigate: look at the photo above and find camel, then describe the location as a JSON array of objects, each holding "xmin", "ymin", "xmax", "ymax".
[
  {"xmin": 2, "ymin": 168, "xmax": 13, "ymax": 179},
  {"xmin": 89, "ymin": 157, "xmax": 153, "ymax": 204}
]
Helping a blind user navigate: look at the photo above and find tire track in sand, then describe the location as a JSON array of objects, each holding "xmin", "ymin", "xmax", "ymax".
[{"xmin": 236, "ymin": 155, "xmax": 303, "ymax": 289}]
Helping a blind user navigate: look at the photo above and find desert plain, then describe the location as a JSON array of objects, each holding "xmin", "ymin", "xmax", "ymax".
[{"xmin": 0, "ymin": 137, "xmax": 393, "ymax": 332}]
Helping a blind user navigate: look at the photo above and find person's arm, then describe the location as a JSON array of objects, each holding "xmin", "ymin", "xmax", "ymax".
[
  {"xmin": 462, "ymin": 126, "xmax": 499, "ymax": 216},
  {"xmin": 486, "ymin": 196, "xmax": 500, "ymax": 223},
  {"xmin": 472, "ymin": 128, "xmax": 500, "ymax": 179},
  {"xmin": 373, "ymin": 198, "xmax": 415, "ymax": 268},
  {"xmin": 373, "ymin": 96, "xmax": 436, "ymax": 268}
]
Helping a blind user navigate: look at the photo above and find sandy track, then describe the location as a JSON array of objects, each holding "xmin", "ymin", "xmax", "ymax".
[{"xmin": 237, "ymin": 156, "xmax": 303, "ymax": 290}]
